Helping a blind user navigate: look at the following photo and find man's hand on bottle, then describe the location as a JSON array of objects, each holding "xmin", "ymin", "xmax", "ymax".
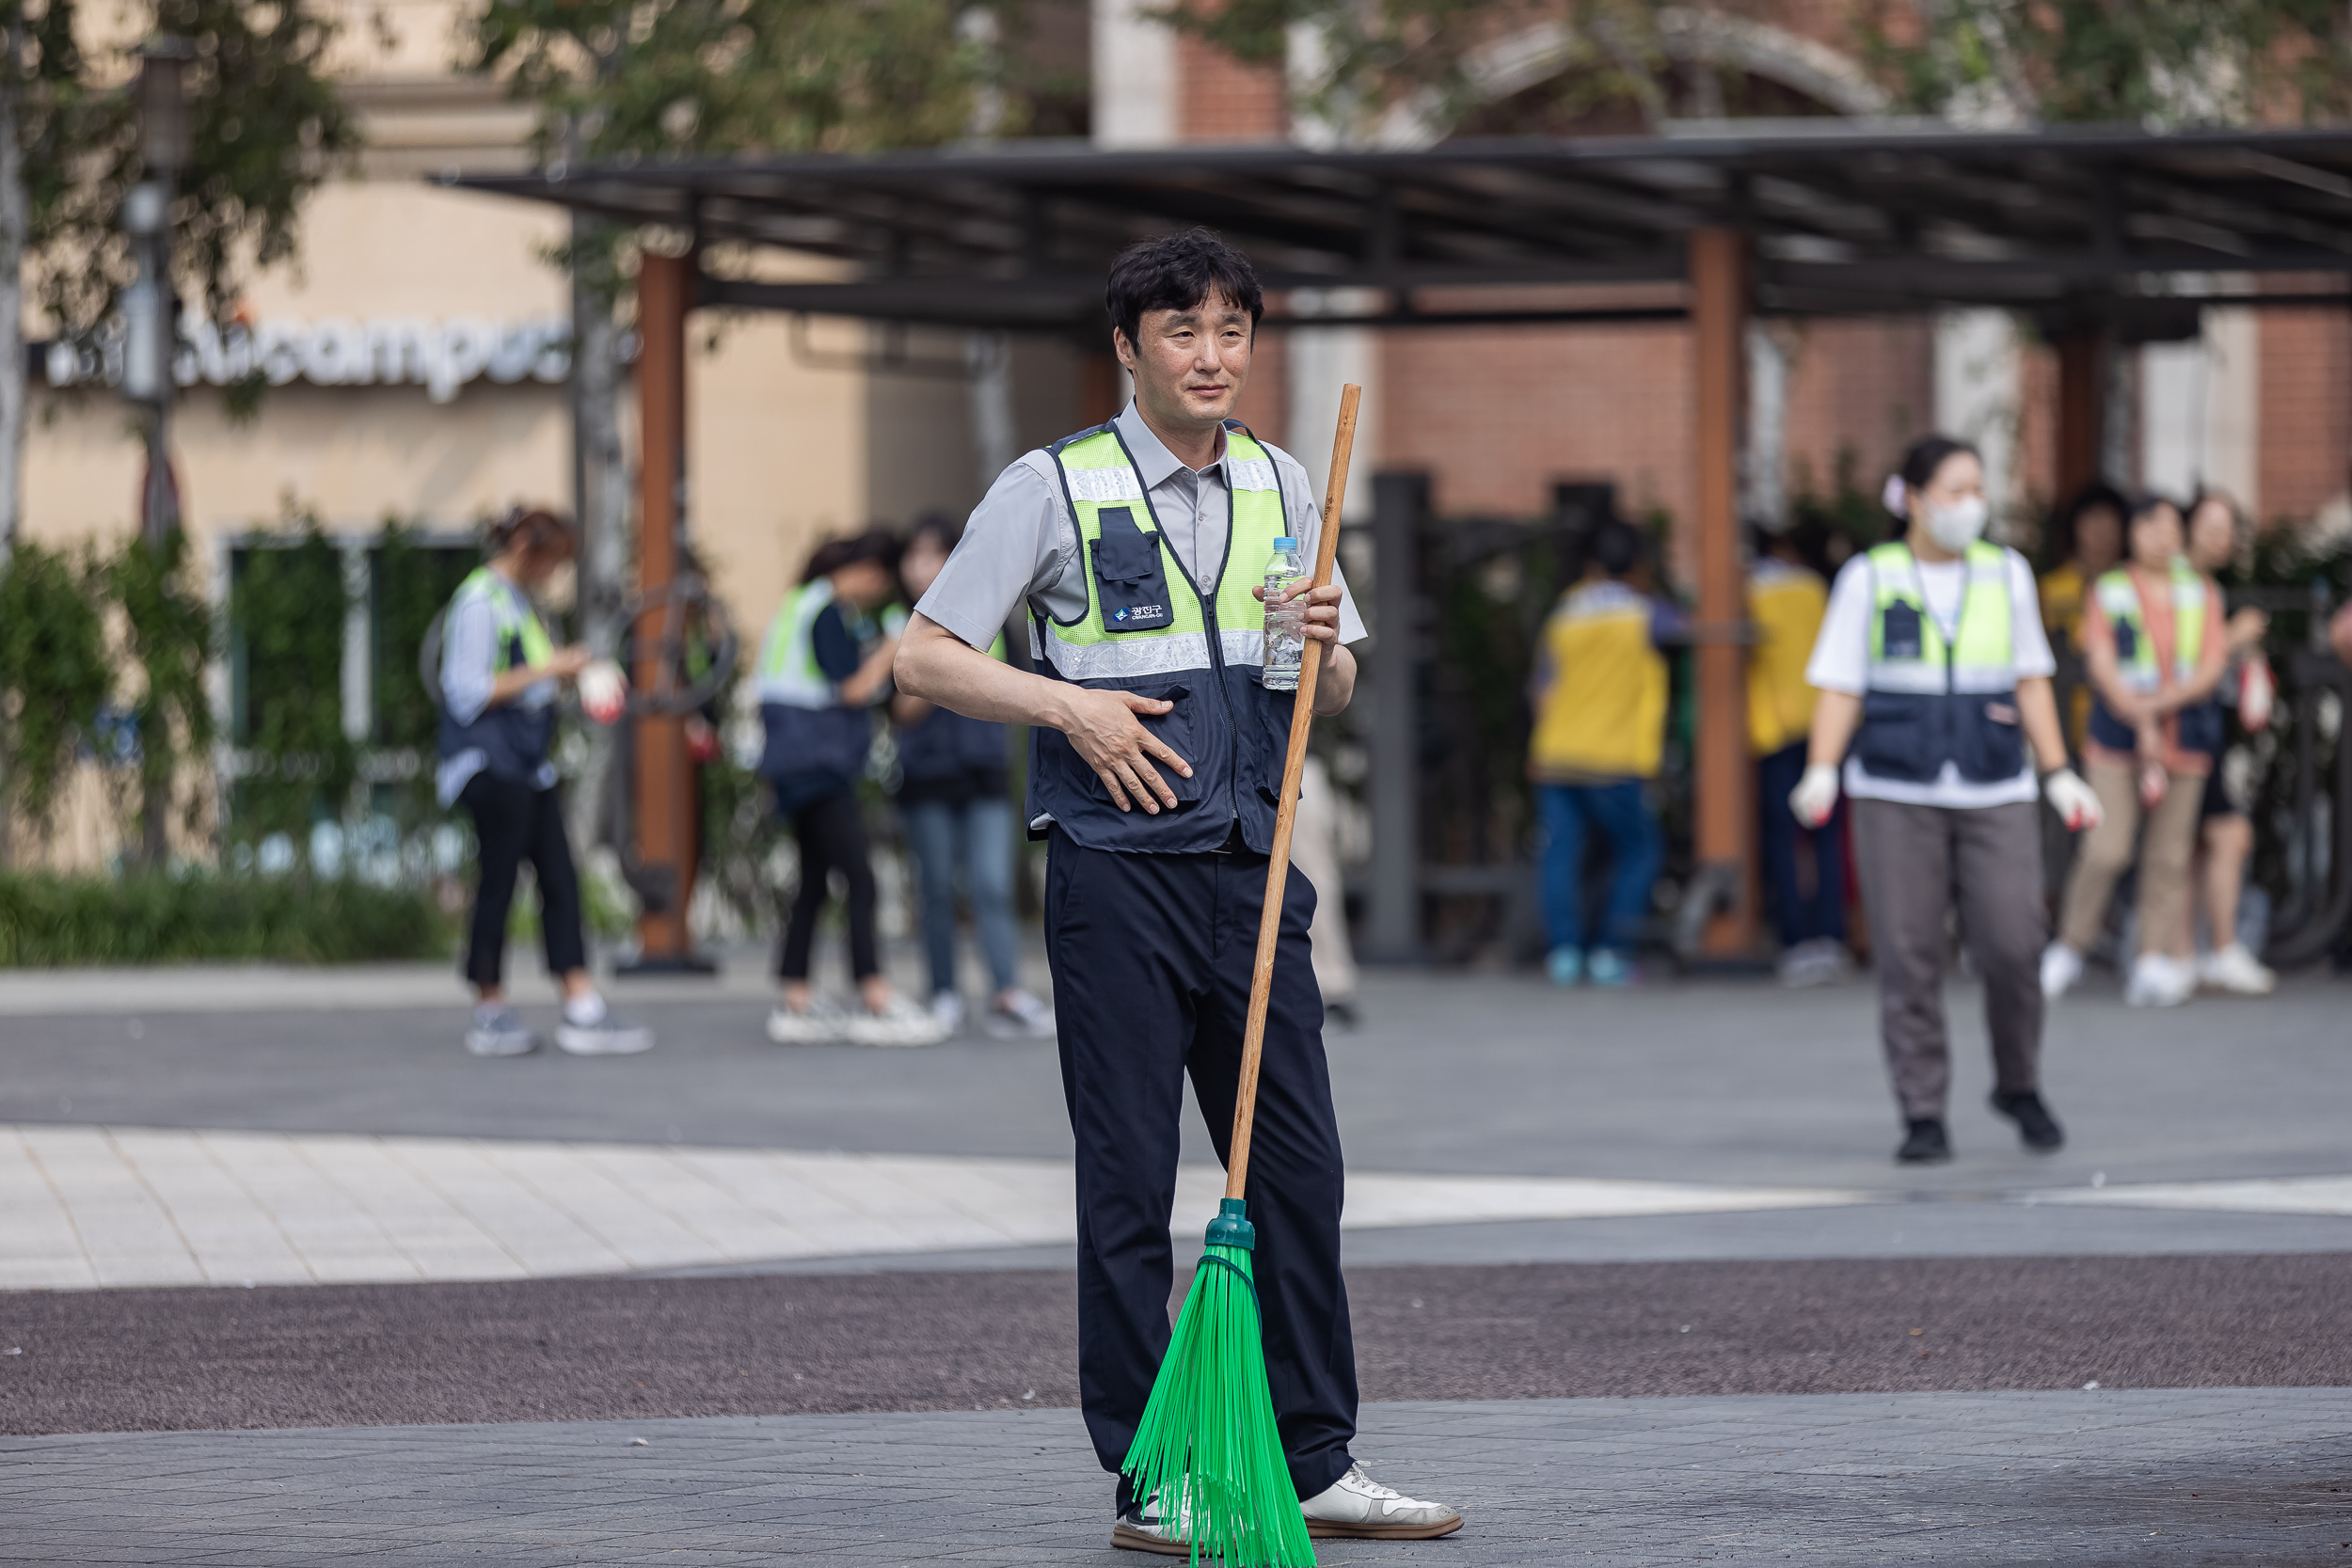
[
  {"xmin": 1057, "ymin": 687, "xmax": 1193, "ymax": 816},
  {"xmin": 1254, "ymin": 580, "xmax": 1346, "ymax": 643}
]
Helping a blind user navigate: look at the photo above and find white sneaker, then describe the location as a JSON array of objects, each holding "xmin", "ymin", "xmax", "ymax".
[
  {"xmin": 1777, "ymin": 938, "xmax": 1851, "ymax": 988},
  {"xmin": 930, "ymin": 991, "xmax": 965, "ymax": 1035},
  {"xmin": 846, "ymin": 995, "xmax": 952, "ymax": 1048},
  {"xmin": 2198, "ymin": 942, "xmax": 2277, "ymax": 996},
  {"xmin": 1299, "ymin": 1462, "xmax": 1464, "ymax": 1541},
  {"xmin": 2040, "ymin": 942, "xmax": 2085, "ymax": 999},
  {"xmin": 766, "ymin": 997, "xmax": 850, "ymax": 1045},
  {"xmin": 984, "ymin": 988, "xmax": 1057, "ymax": 1039},
  {"xmin": 465, "ymin": 1005, "xmax": 536, "ymax": 1057},
  {"xmin": 2124, "ymin": 952, "xmax": 2195, "ymax": 1007},
  {"xmin": 555, "ymin": 1015, "xmax": 654, "ymax": 1054},
  {"xmin": 1109, "ymin": 1495, "xmax": 1191, "ymax": 1556}
]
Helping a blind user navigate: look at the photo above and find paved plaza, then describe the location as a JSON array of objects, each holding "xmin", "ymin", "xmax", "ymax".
[{"xmin": 2, "ymin": 958, "xmax": 2348, "ymax": 1562}]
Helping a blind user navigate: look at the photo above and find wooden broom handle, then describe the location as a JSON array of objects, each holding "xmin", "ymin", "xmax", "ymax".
[{"xmin": 1226, "ymin": 384, "xmax": 1360, "ymax": 1202}]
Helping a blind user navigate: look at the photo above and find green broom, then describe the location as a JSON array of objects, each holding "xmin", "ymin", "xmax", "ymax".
[{"xmin": 1121, "ymin": 384, "xmax": 1362, "ymax": 1568}]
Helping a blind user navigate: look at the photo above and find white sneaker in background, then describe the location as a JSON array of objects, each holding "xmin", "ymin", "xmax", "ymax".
[
  {"xmin": 766, "ymin": 997, "xmax": 850, "ymax": 1045},
  {"xmin": 985, "ymin": 988, "xmax": 1057, "ymax": 1039},
  {"xmin": 848, "ymin": 995, "xmax": 952, "ymax": 1048},
  {"xmin": 2124, "ymin": 952, "xmax": 2195, "ymax": 1007},
  {"xmin": 2198, "ymin": 942, "xmax": 2277, "ymax": 996},
  {"xmin": 1298, "ymin": 1463, "xmax": 1464, "ymax": 1541},
  {"xmin": 930, "ymin": 991, "xmax": 966, "ymax": 1035},
  {"xmin": 554, "ymin": 992, "xmax": 653, "ymax": 1054},
  {"xmin": 2040, "ymin": 942, "xmax": 2085, "ymax": 999},
  {"xmin": 465, "ymin": 1005, "xmax": 536, "ymax": 1057},
  {"xmin": 1777, "ymin": 938, "xmax": 1852, "ymax": 988}
]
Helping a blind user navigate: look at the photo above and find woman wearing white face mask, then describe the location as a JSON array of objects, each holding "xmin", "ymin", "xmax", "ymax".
[{"xmin": 1790, "ymin": 436, "xmax": 2102, "ymax": 1165}]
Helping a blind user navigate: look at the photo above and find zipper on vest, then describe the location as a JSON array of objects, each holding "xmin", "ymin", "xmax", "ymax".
[{"xmin": 1200, "ymin": 590, "xmax": 1242, "ymax": 829}]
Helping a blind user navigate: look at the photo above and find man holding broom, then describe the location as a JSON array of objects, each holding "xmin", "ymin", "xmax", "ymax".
[{"xmin": 895, "ymin": 229, "xmax": 1464, "ymax": 1555}]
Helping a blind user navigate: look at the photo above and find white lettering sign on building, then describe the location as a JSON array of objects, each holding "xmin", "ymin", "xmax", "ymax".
[{"xmin": 45, "ymin": 315, "xmax": 574, "ymax": 403}]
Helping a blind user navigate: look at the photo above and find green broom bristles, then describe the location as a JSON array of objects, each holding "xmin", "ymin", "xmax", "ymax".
[{"xmin": 1121, "ymin": 1199, "xmax": 1316, "ymax": 1568}]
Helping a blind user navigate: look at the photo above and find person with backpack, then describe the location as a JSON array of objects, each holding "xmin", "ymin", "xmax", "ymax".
[
  {"xmin": 437, "ymin": 507, "xmax": 651, "ymax": 1057},
  {"xmin": 890, "ymin": 514, "xmax": 1057, "ymax": 1038},
  {"xmin": 757, "ymin": 530, "xmax": 948, "ymax": 1048}
]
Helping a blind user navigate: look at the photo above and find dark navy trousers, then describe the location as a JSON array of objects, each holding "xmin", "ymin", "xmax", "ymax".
[{"xmin": 1044, "ymin": 828, "xmax": 1358, "ymax": 1504}]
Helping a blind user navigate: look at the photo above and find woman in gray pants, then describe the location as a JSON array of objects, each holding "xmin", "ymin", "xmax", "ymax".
[{"xmin": 1786, "ymin": 436, "xmax": 2105, "ymax": 1164}]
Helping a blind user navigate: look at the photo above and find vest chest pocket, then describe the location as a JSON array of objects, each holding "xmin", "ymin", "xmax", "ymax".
[
  {"xmin": 1090, "ymin": 507, "xmax": 1174, "ymax": 633},
  {"xmin": 1879, "ymin": 602, "xmax": 1924, "ymax": 661}
]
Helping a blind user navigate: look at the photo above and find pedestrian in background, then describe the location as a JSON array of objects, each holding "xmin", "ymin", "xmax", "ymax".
[
  {"xmin": 2044, "ymin": 495, "xmax": 2229, "ymax": 1008},
  {"xmin": 1289, "ymin": 752, "xmax": 1361, "ymax": 1026},
  {"xmin": 2179, "ymin": 490, "xmax": 2276, "ymax": 995},
  {"xmin": 890, "ymin": 515, "xmax": 1057, "ymax": 1039},
  {"xmin": 1791, "ymin": 436, "xmax": 2101, "ymax": 1164},
  {"xmin": 1528, "ymin": 514, "xmax": 1674, "ymax": 988},
  {"xmin": 1749, "ymin": 521, "xmax": 1849, "ymax": 986},
  {"xmin": 757, "ymin": 530, "xmax": 948, "ymax": 1048},
  {"xmin": 2038, "ymin": 482, "xmax": 2128, "ymax": 652},
  {"xmin": 439, "ymin": 507, "xmax": 651, "ymax": 1058}
]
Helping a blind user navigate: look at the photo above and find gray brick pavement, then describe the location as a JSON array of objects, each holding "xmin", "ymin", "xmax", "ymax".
[{"xmin": 5, "ymin": 1390, "xmax": 2347, "ymax": 1564}]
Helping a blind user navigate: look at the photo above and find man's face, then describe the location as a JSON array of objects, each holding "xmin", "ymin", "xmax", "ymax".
[{"xmin": 1113, "ymin": 291, "xmax": 1253, "ymax": 433}]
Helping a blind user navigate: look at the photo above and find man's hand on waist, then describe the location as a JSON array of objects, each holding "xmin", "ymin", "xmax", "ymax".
[{"xmin": 1050, "ymin": 687, "xmax": 1193, "ymax": 816}]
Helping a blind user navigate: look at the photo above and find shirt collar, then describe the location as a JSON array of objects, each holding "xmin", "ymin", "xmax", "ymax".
[{"xmin": 1113, "ymin": 401, "xmax": 1227, "ymax": 489}]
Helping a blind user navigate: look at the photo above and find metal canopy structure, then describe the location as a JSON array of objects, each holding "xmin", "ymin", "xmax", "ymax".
[
  {"xmin": 446, "ymin": 123, "xmax": 2352, "ymax": 332},
  {"xmin": 446, "ymin": 122, "xmax": 2352, "ymax": 969}
]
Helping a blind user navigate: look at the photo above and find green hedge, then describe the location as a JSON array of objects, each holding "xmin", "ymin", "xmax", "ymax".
[{"xmin": 0, "ymin": 872, "xmax": 453, "ymax": 967}]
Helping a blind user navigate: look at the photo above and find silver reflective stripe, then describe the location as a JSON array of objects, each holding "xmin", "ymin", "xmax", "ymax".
[
  {"xmin": 1865, "ymin": 665, "xmax": 1949, "ymax": 694},
  {"xmin": 1229, "ymin": 457, "xmax": 1278, "ymax": 492},
  {"xmin": 1066, "ymin": 467, "xmax": 1146, "ymax": 503},
  {"xmin": 1041, "ymin": 629, "xmax": 1214, "ymax": 682},
  {"xmin": 1221, "ymin": 626, "xmax": 1266, "ymax": 669},
  {"xmin": 1950, "ymin": 667, "xmax": 2017, "ymax": 693}
]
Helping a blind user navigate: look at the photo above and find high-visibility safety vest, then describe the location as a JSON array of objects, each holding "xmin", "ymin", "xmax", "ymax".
[
  {"xmin": 1851, "ymin": 541, "xmax": 2027, "ymax": 784},
  {"xmin": 436, "ymin": 565, "xmax": 558, "ymax": 784},
  {"xmin": 1747, "ymin": 558, "xmax": 1826, "ymax": 756},
  {"xmin": 1028, "ymin": 418, "xmax": 1296, "ymax": 852},
  {"xmin": 1528, "ymin": 580, "xmax": 1668, "ymax": 780},
  {"xmin": 755, "ymin": 578, "xmax": 890, "ymax": 786},
  {"xmin": 2087, "ymin": 559, "xmax": 2220, "ymax": 755}
]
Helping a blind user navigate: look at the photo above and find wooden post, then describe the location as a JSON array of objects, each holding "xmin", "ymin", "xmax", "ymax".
[
  {"xmin": 1689, "ymin": 228, "xmax": 1756, "ymax": 957},
  {"xmin": 2055, "ymin": 329, "xmax": 2104, "ymax": 502},
  {"xmin": 631, "ymin": 249, "xmax": 696, "ymax": 967}
]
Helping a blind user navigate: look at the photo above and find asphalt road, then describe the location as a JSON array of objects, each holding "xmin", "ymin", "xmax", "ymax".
[{"xmin": 8, "ymin": 1252, "xmax": 2348, "ymax": 1436}]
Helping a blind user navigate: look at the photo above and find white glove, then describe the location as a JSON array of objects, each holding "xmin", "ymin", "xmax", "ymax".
[
  {"xmin": 577, "ymin": 658, "xmax": 629, "ymax": 726},
  {"xmin": 1788, "ymin": 763, "xmax": 1840, "ymax": 828},
  {"xmin": 2043, "ymin": 767, "xmax": 2103, "ymax": 832}
]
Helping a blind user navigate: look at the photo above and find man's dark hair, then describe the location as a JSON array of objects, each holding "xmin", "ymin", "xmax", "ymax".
[
  {"xmin": 2046, "ymin": 479, "xmax": 2129, "ymax": 567},
  {"xmin": 1587, "ymin": 515, "xmax": 1644, "ymax": 579},
  {"xmin": 1105, "ymin": 229, "xmax": 1264, "ymax": 351}
]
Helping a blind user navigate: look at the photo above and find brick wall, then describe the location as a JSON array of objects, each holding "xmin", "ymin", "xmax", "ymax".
[
  {"xmin": 1781, "ymin": 316, "xmax": 1934, "ymax": 513},
  {"xmin": 1177, "ymin": 34, "xmax": 1286, "ymax": 142},
  {"xmin": 2258, "ymin": 292, "xmax": 2352, "ymax": 526},
  {"xmin": 1379, "ymin": 321, "xmax": 1696, "ymax": 531}
]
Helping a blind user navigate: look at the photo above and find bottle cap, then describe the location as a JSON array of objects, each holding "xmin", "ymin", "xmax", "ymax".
[{"xmin": 1272, "ymin": 537, "xmax": 1297, "ymax": 549}]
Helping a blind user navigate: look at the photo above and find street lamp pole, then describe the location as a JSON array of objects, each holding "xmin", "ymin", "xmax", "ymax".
[
  {"xmin": 124, "ymin": 36, "xmax": 191, "ymax": 863},
  {"xmin": 124, "ymin": 37, "xmax": 191, "ymax": 547}
]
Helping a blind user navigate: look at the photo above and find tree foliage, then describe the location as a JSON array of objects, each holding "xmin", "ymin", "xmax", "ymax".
[
  {"xmin": 469, "ymin": 0, "xmax": 999, "ymax": 169},
  {"xmin": 1866, "ymin": 0, "xmax": 2352, "ymax": 126},
  {"xmin": 24, "ymin": 0, "xmax": 358, "ymax": 342},
  {"xmin": 0, "ymin": 538, "xmax": 109, "ymax": 831}
]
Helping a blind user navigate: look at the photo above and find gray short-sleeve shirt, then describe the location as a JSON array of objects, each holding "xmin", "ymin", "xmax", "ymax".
[{"xmin": 915, "ymin": 402, "xmax": 1368, "ymax": 654}]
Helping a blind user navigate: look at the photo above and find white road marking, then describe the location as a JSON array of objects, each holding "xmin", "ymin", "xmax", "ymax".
[{"xmin": 0, "ymin": 1124, "xmax": 1874, "ymax": 1291}]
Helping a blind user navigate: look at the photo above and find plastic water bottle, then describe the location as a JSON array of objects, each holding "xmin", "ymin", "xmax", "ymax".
[{"xmin": 1261, "ymin": 536, "xmax": 1308, "ymax": 691}]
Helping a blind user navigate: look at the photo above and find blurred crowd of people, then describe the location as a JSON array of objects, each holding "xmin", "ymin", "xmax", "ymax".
[{"xmin": 1526, "ymin": 463, "xmax": 2300, "ymax": 1009}]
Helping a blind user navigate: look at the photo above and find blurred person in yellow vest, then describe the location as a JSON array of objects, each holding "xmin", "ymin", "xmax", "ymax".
[
  {"xmin": 1529, "ymin": 514, "xmax": 1678, "ymax": 987},
  {"xmin": 2039, "ymin": 482, "xmax": 2126, "ymax": 750},
  {"xmin": 1749, "ymin": 520, "xmax": 1850, "ymax": 988}
]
